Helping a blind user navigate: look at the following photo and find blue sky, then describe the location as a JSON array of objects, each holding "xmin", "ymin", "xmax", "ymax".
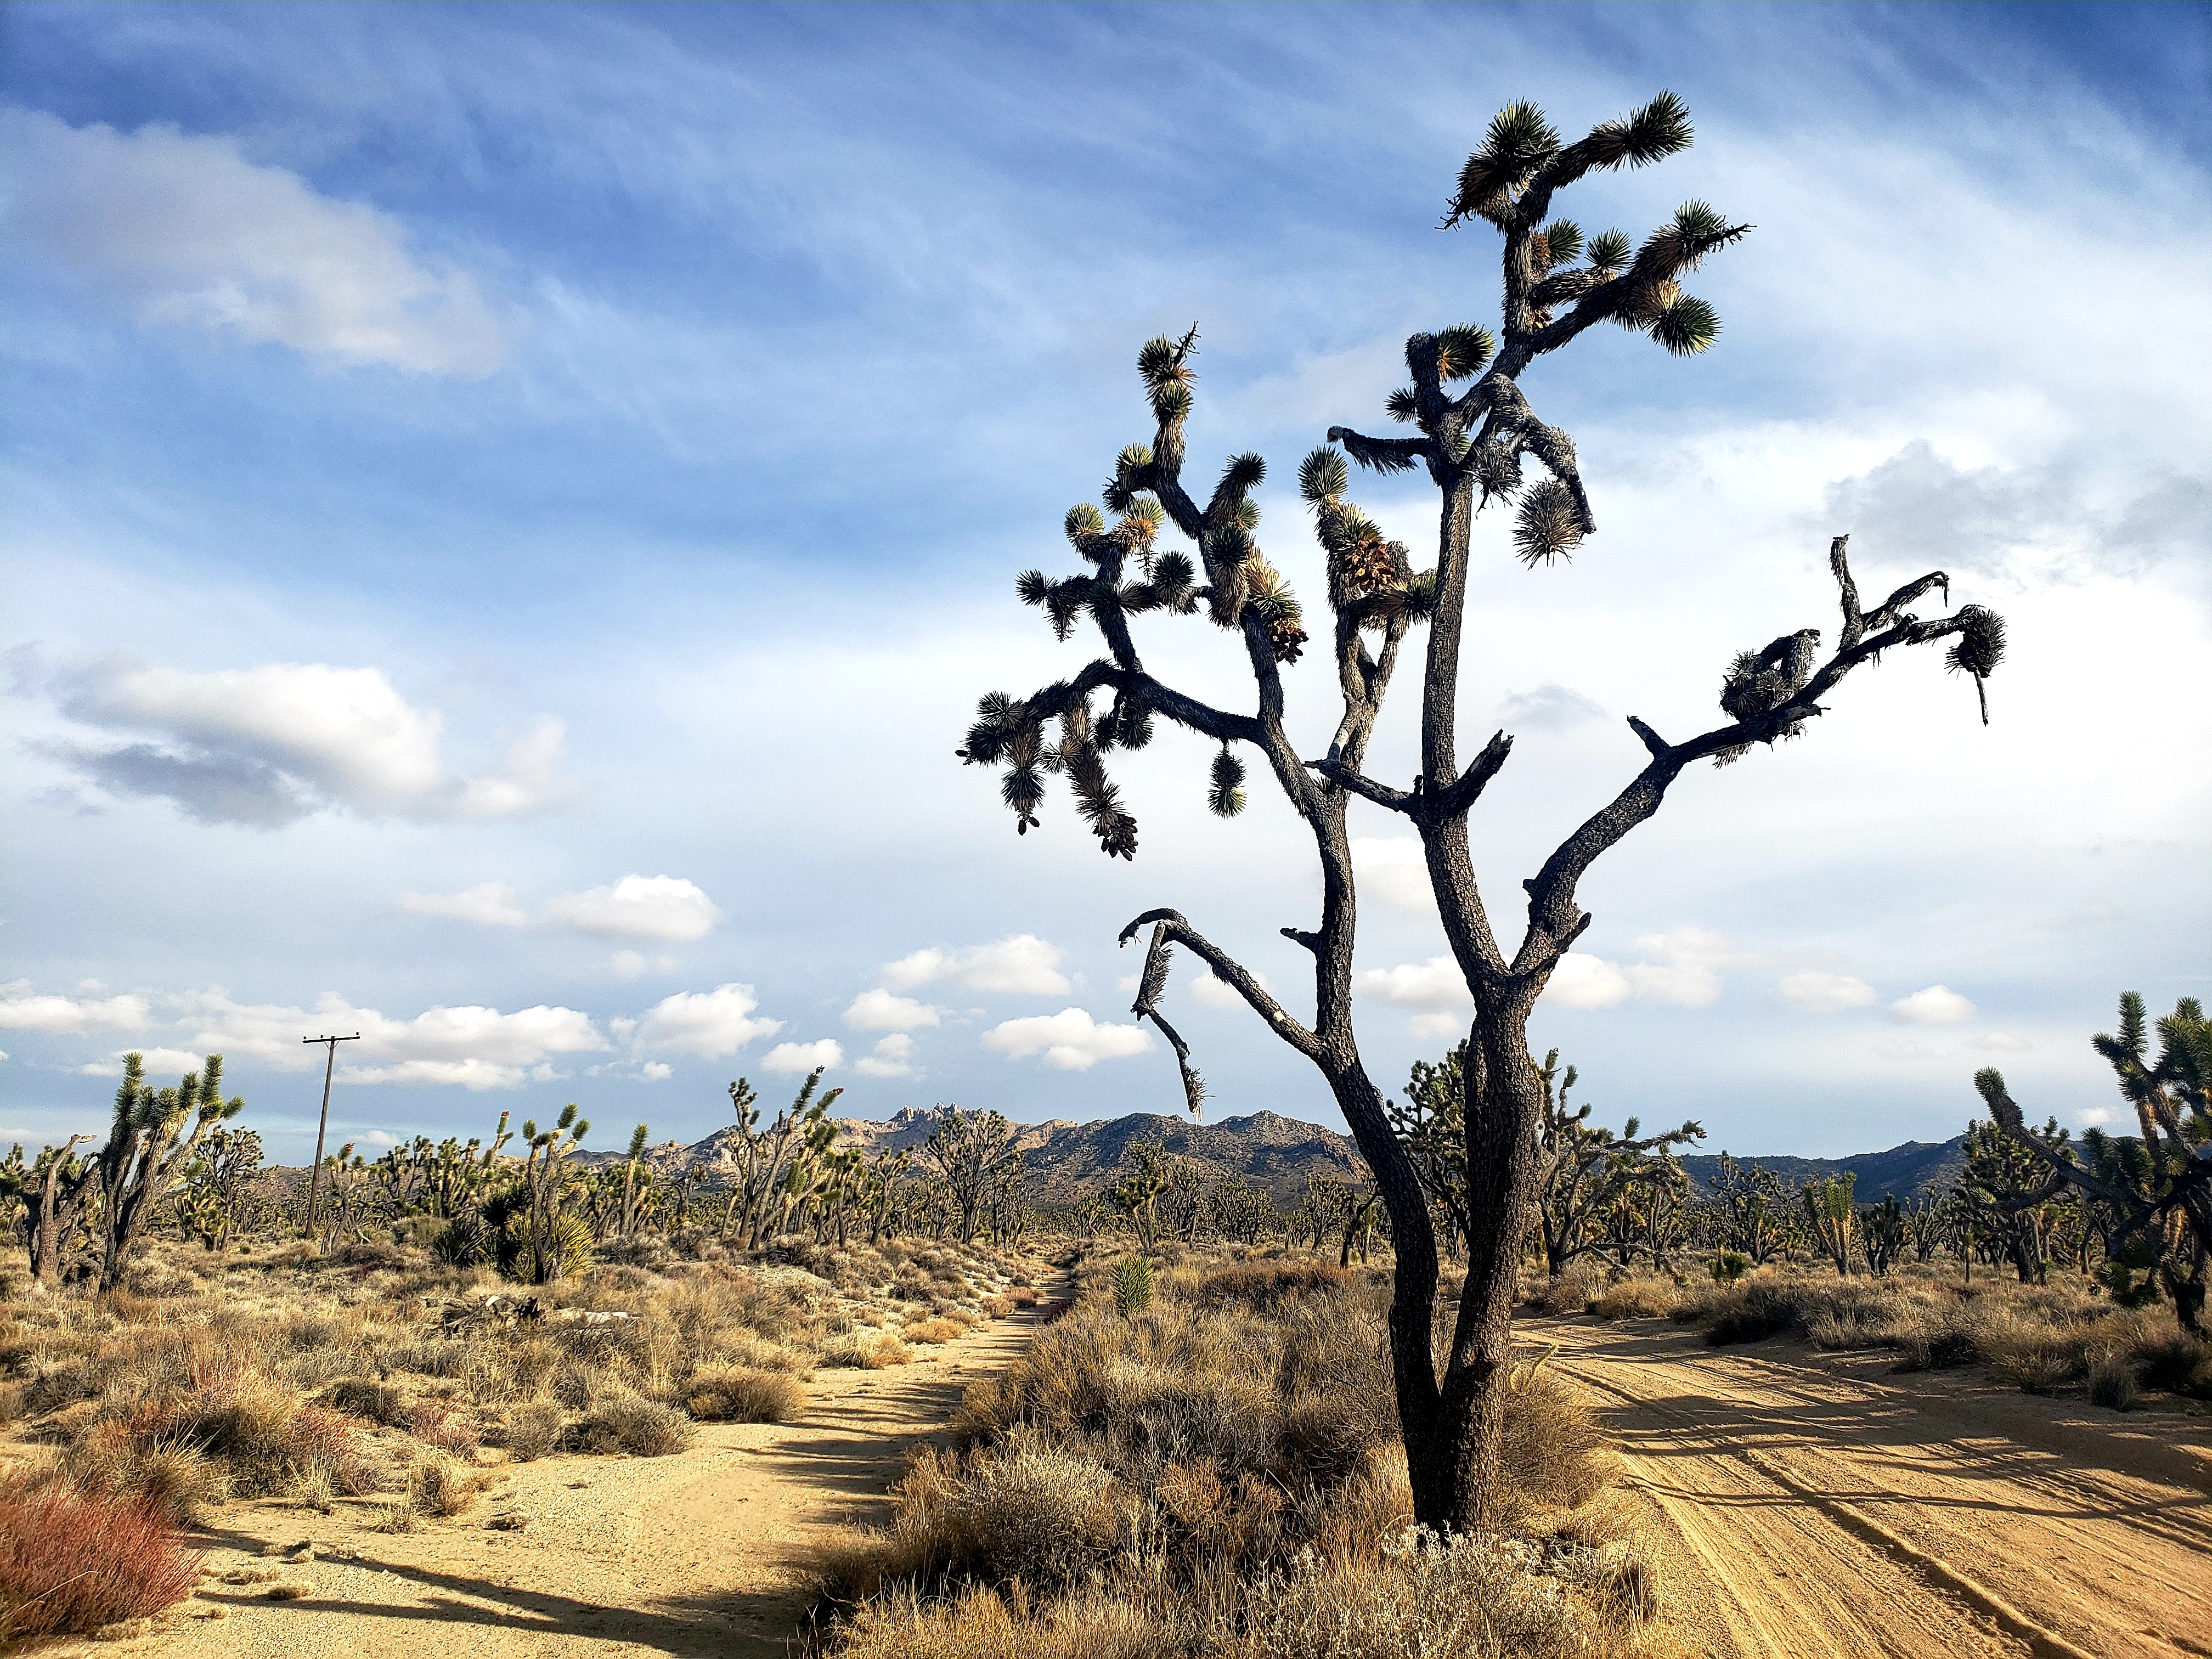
[{"xmin": 3, "ymin": 1, "xmax": 2207, "ymax": 1165}]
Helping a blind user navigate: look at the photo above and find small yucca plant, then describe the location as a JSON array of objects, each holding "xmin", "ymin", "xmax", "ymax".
[{"xmin": 1113, "ymin": 1255, "xmax": 1154, "ymax": 1318}]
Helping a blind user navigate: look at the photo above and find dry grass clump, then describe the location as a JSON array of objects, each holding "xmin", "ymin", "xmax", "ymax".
[
  {"xmin": 495, "ymin": 1400, "xmax": 566, "ymax": 1461},
  {"xmin": 901, "ymin": 1316, "xmax": 969, "ymax": 1345},
  {"xmin": 815, "ymin": 1254, "xmax": 1649, "ymax": 1658},
  {"xmin": 567, "ymin": 1395, "xmax": 695, "ymax": 1456},
  {"xmin": 684, "ymin": 1362, "xmax": 806, "ymax": 1423},
  {"xmin": 0, "ymin": 1472, "xmax": 200, "ymax": 1640},
  {"xmin": 1584, "ymin": 1278, "xmax": 1684, "ymax": 1322},
  {"xmin": 821, "ymin": 1332, "xmax": 913, "ymax": 1369}
]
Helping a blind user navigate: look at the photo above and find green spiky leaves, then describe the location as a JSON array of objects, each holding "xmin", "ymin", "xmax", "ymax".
[
  {"xmin": 1064, "ymin": 503, "xmax": 1105, "ymax": 544},
  {"xmin": 1651, "ymin": 293, "xmax": 1722, "ymax": 356},
  {"xmin": 1447, "ymin": 100, "xmax": 1564, "ymax": 226},
  {"xmin": 1065, "ymin": 737, "xmax": 1137, "ymax": 859},
  {"xmin": 1208, "ymin": 746, "xmax": 1246, "ymax": 817},
  {"xmin": 1386, "ymin": 387, "xmax": 1420, "ymax": 424},
  {"xmin": 1221, "ymin": 452, "xmax": 1266, "ymax": 494},
  {"xmin": 1586, "ymin": 90, "xmax": 1692, "ymax": 171},
  {"xmin": 1585, "ymin": 229, "xmax": 1632, "ymax": 274},
  {"xmin": 1137, "ymin": 335, "xmax": 1190, "ymax": 390},
  {"xmin": 1435, "ymin": 324, "xmax": 1496, "ymax": 382},
  {"xmin": 1537, "ymin": 219, "xmax": 1583, "ymax": 268},
  {"xmin": 1513, "ymin": 478, "xmax": 1586, "ymax": 567},
  {"xmin": 1300, "ymin": 446, "xmax": 1348, "ymax": 505}
]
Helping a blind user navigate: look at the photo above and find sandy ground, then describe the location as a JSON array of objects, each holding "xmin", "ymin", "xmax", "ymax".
[
  {"xmin": 1530, "ymin": 1314, "xmax": 2212, "ymax": 1659},
  {"xmin": 59, "ymin": 1295, "xmax": 1062, "ymax": 1659}
]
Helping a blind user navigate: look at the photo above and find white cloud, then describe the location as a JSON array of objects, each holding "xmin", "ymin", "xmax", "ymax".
[
  {"xmin": 398, "ymin": 881, "xmax": 532, "ymax": 928},
  {"xmin": 542, "ymin": 875, "xmax": 724, "ymax": 941},
  {"xmin": 357, "ymin": 1130, "xmax": 399, "ymax": 1148},
  {"xmin": 2075, "ymin": 1106, "xmax": 2119, "ymax": 1127},
  {"xmin": 152, "ymin": 988, "xmax": 605, "ymax": 1089},
  {"xmin": 855, "ymin": 1032, "xmax": 918, "ymax": 1079},
  {"xmin": 764, "ymin": 1038, "xmax": 843, "ymax": 1074},
  {"xmin": 26, "ymin": 653, "xmax": 577, "ymax": 827},
  {"xmin": 609, "ymin": 950, "xmax": 678, "ymax": 979},
  {"xmin": 1540, "ymin": 953, "xmax": 1631, "ymax": 1010},
  {"xmin": 2, "ymin": 109, "xmax": 505, "ymax": 374},
  {"xmin": 981, "ymin": 1008, "xmax": 1153, "ymax": 1070},
  {"xmin": 1494, "ymin": 684, "xmax": 1606, "ymax": 730},
  {"xmin": 1890, "ymin": 985, "xmax": 1977, "ymax": 1025},
  {"xmin": 1874, "ymin": 1038, "xmax": 1943, "ymax": 1062},
  {"xmin": 1351, "ymin": 837, "xmax": 1433, "ymax": 913},
  {"xmin": 1409, "ymin": 1013, "xmax": 1468, "ymax": 1042},
  {"xmin": 639, "ymin": 1060, "xmax": 672, "ymax": 1081},
  {"xmin": 1974, "ymin": 1031, "xmax": 2035, "ymax": 1053},
  {"xmin": 843, "ymin": 988, "xmax": 944, "ymax": 1032},
  {"xmin": 78, "ymin": 1045, "xmax": 207, "ymax": 1079},
  {"xmin": 617, "ymin": 984, "xmax": 780, "ymax": 1059},
  {"xmin": 883, "ymin": 934, "xmax": 1070, "ymax": 996},
  {"xmin": 1778, "ymin": 970, "xmax": 1878, "ymax": 1013},
  {"xmin": 0, "ymin": 980, "xmax": 150, "ymax": 1034},
  {"xmin": 1357, "ymin": 957, "xmax": 1471, "ymax": 1013}
]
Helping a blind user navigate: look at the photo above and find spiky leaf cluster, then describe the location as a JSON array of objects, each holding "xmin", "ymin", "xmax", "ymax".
[
  {"xmin": 1713, "ymin": 628, "xmax": 1821, "ymax": 765},
  {"xmin": 1208, "ymin": 747, "xmax": 1246, "ymax": 817},
  {"xmin": 1512, "ymin": 479, "xmax": 1584, "ymax": 567}
]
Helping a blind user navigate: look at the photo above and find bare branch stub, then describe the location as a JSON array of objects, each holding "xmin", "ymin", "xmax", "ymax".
[{"xmin": 958, "ymin": 88, "xmax": 2007, "ymax": 1532}]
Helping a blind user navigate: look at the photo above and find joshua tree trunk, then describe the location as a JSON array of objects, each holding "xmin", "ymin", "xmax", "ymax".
[{"xmin": 959, "ymin": 92, "xmax": 2006, "ymax": 1531}]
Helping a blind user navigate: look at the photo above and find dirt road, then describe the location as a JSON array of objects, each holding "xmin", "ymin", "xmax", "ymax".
[
  {"xmin": 1531, "ymin": 1316, "xmax": 2212, "ymax": 1659},
  {"xmin": 103, "ymin": 1301, "xmax": 1057, "ymax": 1659}
]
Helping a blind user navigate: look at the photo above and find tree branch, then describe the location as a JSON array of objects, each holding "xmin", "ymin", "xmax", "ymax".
[{"xmin": 1118, "ymin": 907, "xmax": 1325, "ymax": 1063}]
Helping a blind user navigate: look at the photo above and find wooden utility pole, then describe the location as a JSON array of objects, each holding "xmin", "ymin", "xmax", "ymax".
[{"xmin": 302, "ymin": 1032, "xmax": 361, "ymax": 1237}]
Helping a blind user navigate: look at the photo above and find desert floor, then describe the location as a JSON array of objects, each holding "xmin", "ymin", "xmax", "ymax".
[
  {"xmin": 1533, "ymin": 1314, "xmax": 2212, "ymax": 1659},
  {"xmin": 46, "ymin": 1294, "xmax": 1060, "ymax": 1659}
]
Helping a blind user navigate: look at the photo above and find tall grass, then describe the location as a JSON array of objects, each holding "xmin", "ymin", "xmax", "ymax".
[
  {"xmin": 812, "ymin": 1254, "xmax": 1658, "ymax": 1658},
  {"xmin": 0, "ymin": 1473, "xmax": 200, "ymax": 1640}
]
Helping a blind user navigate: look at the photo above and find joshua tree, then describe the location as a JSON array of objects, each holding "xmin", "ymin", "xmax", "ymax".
[
  {"xmin": 1977, "ymin": 993, "xmax": 2211, "ymax": 1330},
  {"xmin": 923, "ymin": 1107, "xmax": 1022, "ymax": 1246},
  {"xmin": 94, "ymin": 1052, "xmax": 244, "ymax": 1290},
  {"xmin": 957, "ymin": 91, "xmax": 2006, "ymax": 1528},
  {"xmin": 1801, "ymin": 1173, "xmax": 1858, "ymax": 1277},
  {"xmin": 1529, "ymin": 1052, "xmax": 1703, "ymax": 1276}
]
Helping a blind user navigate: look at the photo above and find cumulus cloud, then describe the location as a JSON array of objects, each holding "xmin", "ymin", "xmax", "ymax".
[
  {"xmin": 614, "ymin": 983, "xmax": 781, "ymax": 1059},
  {"xmin": 855, "ymin": 1033, "xmax": 918, "ymax": 1079},
  {"xmin": 1974, "ymin": 1031, "xmax": 2034, "ymax": 1053},
  {"xmin": 2075, "ymin": 1106, "xmax": 2119, "ymax": 1127},
  {"xmin": 764, "ymin": 1038, "xmax": 843, "ymax": 1074},
  {"xmin": 0, "ymin": 980, "xmax": 150, "ymax": 1034},
  {"xmin": 398, "ymin": 881, "xmax": 532, "ymax": 928},
  {"xmin": 77, "ymin": 1045, "xmax": 206, "ymax": 1079},
  {"xmin": 21, "ymin": 652, "xmax": 577, "ymax": 827},
  {"xmin": 639, "ymin": 1061, "xmax": 672, "ymax": 1081},
  {"xmin": 883, "ymin": 934, "xmax": 1070, "ymax": 996},
  {"xmin": 1777, "ymin": 970, "xmax": 1878, "ymax": 1013},
  {"xmin": 1351, "ymin": 837, "xmax": 1432, "ymax": 913},
  {"xmin": 981, "ymin": 1008, "xmax": 1152, "ymax": 1070},
  {"xmin": 843, "ymin": 989, "xmax": 944, "ymax": 1032},
  {"xmin": 165, "ymin": 987, "xmax": 605, "ymax": 1090},
  {"xmin": 1357, "ymin": 958, "xmax": 1470, "ymax": 1014},
  {"xmin": 1358, "ymin": 928, "xmax": 1740, "ymax": 1022},
  {"xmin": 1540, "ymin": 954, "xmax": 1631, "ymax": 1011},
  {"xmin": 541, "ymin": 876, "xmax": 724, "ymax": 941},
  {"xmin": 1494, "ymin": 684, "xmax": 1606, "ymax": 730},
  {"xmin": 1890, "ymin": 985, "xmax": 1977, "ymax": 1024},
  {"xmin": 2, "ymin": 109, "xmax": 506, "ymax": 374}
]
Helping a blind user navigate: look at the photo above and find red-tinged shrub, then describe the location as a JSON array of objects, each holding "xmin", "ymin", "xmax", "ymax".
[
  {"xmin": 407, "ymin": 1400, "xmax": 483, "ymax": 1455},
  {"xmin": 0, "ymin": 1474, "xmax": 199, "ymax": 1639}
]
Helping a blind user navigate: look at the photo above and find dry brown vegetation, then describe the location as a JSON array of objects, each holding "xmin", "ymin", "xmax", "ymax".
[
  {"xmin": 1548, "ymin": 1259, "xmax": 2212, "ymax": 1403},
  {"xmin": 0, "ymin": 1228, "xmax": 1041, "ymax": 1638},
  {"xmin": 811, "ymin": 1249, "xmax": 1671, "ymax": 1659}
]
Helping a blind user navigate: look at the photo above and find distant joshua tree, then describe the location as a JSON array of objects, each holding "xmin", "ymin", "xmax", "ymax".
[{"xmin": 958, "ymin": 91, "xmax": 2007, "ymax": 1531}]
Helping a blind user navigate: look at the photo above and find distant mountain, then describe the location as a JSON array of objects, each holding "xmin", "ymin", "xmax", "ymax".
[
  {"xmin": 596, "ymin": 1106, "xmax": 1363, "ymax": 1209},
  {"xmin": 592, "ymin": 1109, "xmax": 1964, "ymax": 1209},
  {"xmin": 1677, "ymin": 1135, "xmax": 1967, "ymax": 1201}
]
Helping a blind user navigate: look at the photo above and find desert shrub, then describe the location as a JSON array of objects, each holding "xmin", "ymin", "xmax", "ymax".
[
  {"xmin": 2086, "ymin": 1356, "xmax": 2140, "ymax": 1412},
  {"xmin": 498, "ymin": 1401, "xmax": 566, "ymax": 1462},
  {"xmin": 1497, "ymin": 1365, "xmax": 1617, "ymax": 1525},
  {"xmin": 684, "ymin": 1363, "xmax": 805, "ymax": 1423},
  {"xmin": 1527, "ymin": 1261, "xmax": 1606, "ymax": 1316},
  {"xmin": 1974, "ymin": 1309, "xmax": 2085, "ymax": 1395},
  {"xmin": 821, "ymin": 1333, "xmax": 913, "ymax": 1370},
  {"xmin": 904, "ymin": 1316, "xmax": 967, "ymax": 1345},
  {"xmin": 408, "ymin": 1448, "xmax": 488, "ymax": 1517},
  {"xmin": 1585, "ymin": 1278, "xmax": 1681, "ymax": 1322},
  {"xmin": 568, "ymin": 1396, "xmax": 694, "ymax": 1456},
  {"xmin": 0, "ymin": 1474, "xmax": 200, "ymax": 1640},
  {"xmin": 59, "ymin": 1426, "xmax": 230, "ymax": 1523},
  {"xmin": 325, "ymin": 1378, "xmax": 405, "ymax": 1426},
  {"xmin": 1698, "ymin": 1280, "xmax": 1801, "ymax": 1346},
  {"xmin": 407, "ymin": 1398, "xmax": 483, "ymax": 1453}
]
